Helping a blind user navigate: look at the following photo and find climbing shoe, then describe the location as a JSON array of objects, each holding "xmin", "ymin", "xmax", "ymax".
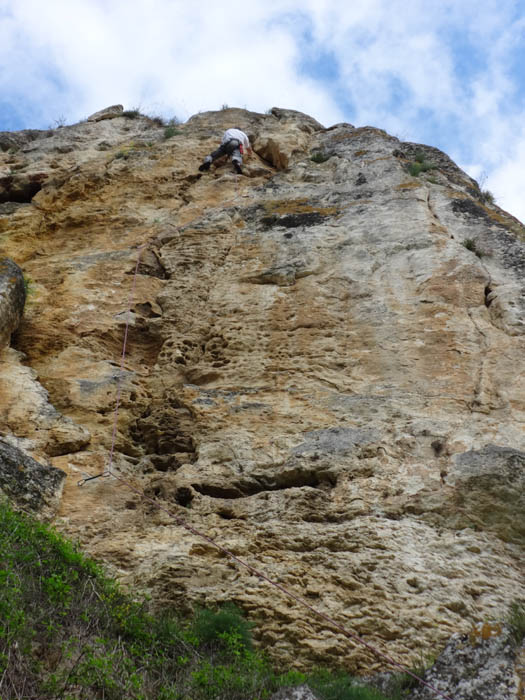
[
  {"xmin": 198, "ymin": 161, "xmax": 211, "ymax": 172},
  {"xmin": 233, "ymin": 161, "xmax": 242, "ymax": 175}
]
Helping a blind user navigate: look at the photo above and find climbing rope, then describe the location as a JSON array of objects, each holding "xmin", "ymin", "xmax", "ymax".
[
  {"xmin": 77, "ymin": 244, "xmax": 145, "ymax": 487},
  {"xmin": 78, "ymin": 229, "xmax": 456, "ymax": 700},
  {"xmin": 83, "ymin": 459, "xmax": 455, "ymax": 700}
]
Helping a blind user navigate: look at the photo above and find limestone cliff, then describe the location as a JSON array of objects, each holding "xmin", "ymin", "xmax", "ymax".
[{"xmin": 0, "ymin": 106, "xmax": 524, "ymax": 679}]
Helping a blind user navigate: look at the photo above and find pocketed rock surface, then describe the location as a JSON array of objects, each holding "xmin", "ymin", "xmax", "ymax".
[{"xmin": 0, "ymin": 107, "xmax": 524, "ymax": 678}]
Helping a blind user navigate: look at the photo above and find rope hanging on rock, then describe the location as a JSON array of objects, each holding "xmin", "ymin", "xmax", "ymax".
[{"xmin": 77, "ymin": 244, "xmax": 145, "ymax": 487}]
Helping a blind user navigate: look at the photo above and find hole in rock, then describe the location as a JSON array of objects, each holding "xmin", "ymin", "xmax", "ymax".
[
  {"xmin": 217, "ymin": 509, "xmax": 237, "ymax": 520},
  {"xmin": 192, "ymin": 467, "xmax": 335, "ymax": 501},
  {"xmin": 0, "ymin": 180, "xmax": 43, "ymax": 204},
  {"xmin": 431, "ymin": 439, "xmax": 445, "ymax": 456},
  {"xmin": 175, "ymin": 487, "xmax": 194, "ymax": 507},
  {"xmin": 192, "ymin": 483, "xmax": 242, "ymax": 499},
  {"xmin": 150, "ymin": 454, "xmax": 180, "ymax": 472}
]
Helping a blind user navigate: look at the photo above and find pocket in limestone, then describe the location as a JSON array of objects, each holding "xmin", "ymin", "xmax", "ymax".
[{"xmin": 130, "ymin": 398, "xmax": 197, "ymax": 468}]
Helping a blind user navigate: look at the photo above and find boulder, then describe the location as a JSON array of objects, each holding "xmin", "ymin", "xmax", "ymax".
[
  {"xmin": 87, "ymin": 104, "xmax": 124, "ymax": 122},
  {"xmin": 408, "ymin": 623, "xmax": 525, "ymax": 700},
  {"xmin": 0, "ymin": 258, "xmax": 25, "ymax": 349},
  {"xmin": 269, "ymin": 685, "xmax": 320, "ymax": 700},
  {"xmin": 0, "ymin": 439, "xmax": 66, "ymax": 519}
]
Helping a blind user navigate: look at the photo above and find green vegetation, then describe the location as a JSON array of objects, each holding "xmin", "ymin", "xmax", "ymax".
[
  {"xmin": 310, "ymin": 151, "xmax": 332, "ymax": 164},
  {"xmin": 385, "ymin": 656, "xmax": 435, "ymax": 700},
  {"xmin": 23, "ymin": 275, "xmax": 35, "ymax": 300},
  {"xmin": 507, "ymin": 600, "xmax": 525, "ymax": 645},
  {"xmin": 308, "ymin": 670, "xmax": 387, "ymax": 700},
  {"xmin": 407, "ymin": 151, "xmax": 436, "ymax": 176},
  {"xmin": 164, "ymin": 126, "xmax": 181, "ymax": 139},
  {"xmin": 462, "ymin": 238, "xmax": 483, "ymax": 257},
  {"xmin": 192, "ymin": 603, "xmax": 254, "ymax": 650},
  {"xmin": 408, "ymin": 161, "xmax": 435, "ymax": 176},
  {"xmin": 480, "ymin": 189, "xmax": 495, "ymax": 205},
  {"xmin": 113, "ymin": 142, "xmax": 138, "ymax": 160},
  {"xmin": 0, "ymin": 501, "xmax": 399, "ymax": 700},
  {"xmin": 120, "ymin": 110, "xmax": 182, "ymax": 132},
  {"xmin": 162, "ymin": 117, "xmax": 182, "ymax": 137}
]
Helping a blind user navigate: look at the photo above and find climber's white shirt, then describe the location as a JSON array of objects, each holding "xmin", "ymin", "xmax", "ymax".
[{"xmin": 221, "ymin": 128, "xmax": 250, "ymax": 149}]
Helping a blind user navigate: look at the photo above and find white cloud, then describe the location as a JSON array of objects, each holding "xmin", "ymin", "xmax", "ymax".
[
  {"xmin": 1, "ymin": 0, "xmax": 524, "ymax": 222},
  {"xmin": 484, "ymin": 134, "xmax": 525, "ymax": 224},
  {"xmin": 1, "ymin": 0, "xmax": 344, "ymax": 126}
]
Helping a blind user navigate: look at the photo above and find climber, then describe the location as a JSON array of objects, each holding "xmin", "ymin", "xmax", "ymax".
[{"xmin": 198, "ymin": 127, "xmax": 252, "ymax": 175}]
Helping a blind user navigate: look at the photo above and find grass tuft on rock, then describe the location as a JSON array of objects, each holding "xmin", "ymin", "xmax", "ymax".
[
  {"xmin": 122, "ymin": 109, "xmax": 141, "ymax": 119},
  {"xmin": 462, "ymin": 238, "xmax": 484, "ymax": 257},
  {"xmin": 507, "ymin": 600, "xmax": 525, "ymax": 645},
  {"xmin": 310, "ymin": 151, "xmax": 332, "ymax": 163}
]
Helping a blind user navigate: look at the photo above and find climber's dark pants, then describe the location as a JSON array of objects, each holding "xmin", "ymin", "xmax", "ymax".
[{"xmin": 205, "ymin": 139, "xmax": 242, "ymax": 166}]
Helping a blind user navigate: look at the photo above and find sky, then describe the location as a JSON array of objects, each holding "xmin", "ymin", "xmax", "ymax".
[{"xmin": 1, "ymin": 0, "xmax": 525, "ymax": 222}]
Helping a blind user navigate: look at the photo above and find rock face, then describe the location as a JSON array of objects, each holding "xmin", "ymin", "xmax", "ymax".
[
  {"xmin": 0, "ymin": 106, "xmax": 524, "ymax": 682},
  {"xmin": 0, "ymin": 257, "xmax": 25, "ymax": 348},
  {"xmin": 270, "ymin": 686, "xmax": 320, "ymax": 700},
  {"xmin": 0, "ymin": 439, "xmax": 66, "ymax": 519},
  {"xmin": 87, "ymin": 104, "xmax": 124, "ymax": 122},
  {"xmin": 408, "ymin": 623, "xmax": 525, "ymax": 700}
]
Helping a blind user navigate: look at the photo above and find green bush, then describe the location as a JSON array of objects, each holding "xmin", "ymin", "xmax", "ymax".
[
  {"xmin": 145, "ymin": 114, "xmax": 181, "ymax": 129},
  {"xmin": 311, "ymin": 151, "xmax": 332, "ymax": 163},
  {"xmin": 192, "ymin": 603, "xmax": 253, "ymax": 650},
  {"xmin": 163, "ymin": 126, "xmax": 181, "ymax": 139},
  {"xmin": 408, "ymin": 160, "xmax": 435, "ymax": 176},
  {"xmin": 507, "ymin": 600, "xmax": 525, "ymax": 645},
  {"xmin": 122, "ymin": 109, "xmax": 141, "ymax": 119},
  {"xmin": 480, "ymin": 189, "xmax": 495, "ymax": 205},
  {"xmin": 462, "ymin": 238, "xmax": 483, "ymax": 257}
]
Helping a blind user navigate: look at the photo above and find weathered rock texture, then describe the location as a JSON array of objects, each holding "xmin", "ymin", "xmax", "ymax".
[
  {"xmin": 0, "ymin": 106, "xmax": 524, "ymax": 684},
  {"xmin": 0, "ymin": 439, "xmax": 66, "ymax": 519},
  {"xmin": 0, "ymin": 257, "xmax": 25, "ymax": 348},
  {"xmin": 408, "ymin": 623, "xmax": 525, "ymax": 700},
  {"xmin": 270, "ymin": 685, "xmax": 320, "ymax": 700}
]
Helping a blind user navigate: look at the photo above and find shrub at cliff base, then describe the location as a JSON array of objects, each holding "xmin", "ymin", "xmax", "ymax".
[{"xmin": 0, "ymin": 501, "xmax": 393, "ymax": 700}]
